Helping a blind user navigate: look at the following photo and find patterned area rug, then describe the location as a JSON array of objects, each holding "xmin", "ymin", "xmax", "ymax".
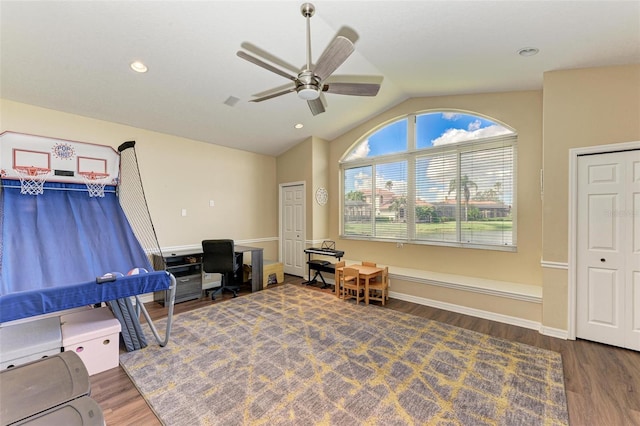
[{"xmin": 120, "ymin": 284, "xmax": 569, "ymax": 425}]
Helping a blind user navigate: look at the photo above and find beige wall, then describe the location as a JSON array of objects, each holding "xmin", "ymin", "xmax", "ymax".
[
  {"xmin": 276, "ymin": 136, "xmax": 312, "ymax": 189},
  {"xmin": 391, "ymin": 280, "xmax": 541, "ymax": 323},
  {"xmin": 1, "ymin": 99, "xmax": 280, "ymax": 259},
  {"xmin": 541, "ymin": 64, "xmax": 640, "ymax": 329},
  {"xmin": 311, "ymin": 137, "xmax": 330, "ymax": 240}
]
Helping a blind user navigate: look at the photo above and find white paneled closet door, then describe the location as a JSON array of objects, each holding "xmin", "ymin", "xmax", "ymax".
[
  {"xmin": 281, "ymin": 184, "xmax": 305, "ymax": 277},
  {"xmin": 576, "ymin": 150, "xmax": 640, "ymax": 351}
]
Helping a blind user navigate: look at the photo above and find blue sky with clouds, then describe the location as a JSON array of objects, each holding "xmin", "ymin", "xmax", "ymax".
[
  {"xmin": 344, "ymin": 112, "xmax": 514, "ymax": 202},
  {"xmin": 346, "ymin": 112, "xmax": 512, "ymax": 160}
]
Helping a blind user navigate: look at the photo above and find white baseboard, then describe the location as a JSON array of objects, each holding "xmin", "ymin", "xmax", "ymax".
[{"xmin": 539, "ymin": 326, "xmax": 569, "ymax": 339}]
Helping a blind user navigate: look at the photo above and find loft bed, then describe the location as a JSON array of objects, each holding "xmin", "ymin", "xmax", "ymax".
[{"xmin": 0, "ymin": 131, "xmax": 175, "ymax": 347}]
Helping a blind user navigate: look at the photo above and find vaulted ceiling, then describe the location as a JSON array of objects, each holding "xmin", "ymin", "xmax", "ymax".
[{"xmin": 2, "ymin": 1, "xmax": 639, "ymax": 156}]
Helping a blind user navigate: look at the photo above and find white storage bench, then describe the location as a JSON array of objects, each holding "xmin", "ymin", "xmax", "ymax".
[
  {"xmin": 0, "ymin": 316, "xmax": 62, "ymax": 369},
  {"xmin": 60, "ymin": 307, "xmax": 121, "ymax": 376}
]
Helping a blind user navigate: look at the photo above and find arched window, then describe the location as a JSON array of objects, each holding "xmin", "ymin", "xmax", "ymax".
[{"xmin": 340, "ymin": 111, "xmax": 517, "ymax": 251}]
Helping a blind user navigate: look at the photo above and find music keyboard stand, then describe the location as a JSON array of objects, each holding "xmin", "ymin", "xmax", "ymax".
[
  {"xmin": 302, "ymin": 241, "xmax": 343, "ymax": 288},
  {"xmin": 305, "ymin": 260, "xmax": 332, "ymax": 288}
]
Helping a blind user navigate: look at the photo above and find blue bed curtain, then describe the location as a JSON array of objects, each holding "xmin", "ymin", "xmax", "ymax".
[{"xmin": 0, "ymin": 181, "xmax": 153, "ymax": 296}]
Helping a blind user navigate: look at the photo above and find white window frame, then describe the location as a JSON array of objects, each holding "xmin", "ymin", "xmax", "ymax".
[{"xmin": 339, "ymin": 112, "xmax": 517, "ymax": 252}]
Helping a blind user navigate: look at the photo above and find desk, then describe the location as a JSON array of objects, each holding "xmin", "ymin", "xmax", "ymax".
[
  {"xmin": 336, "ymin": 264, "xmax": 383, "ymax": 305},
  {"xmin": 154, "ymin": 245, "xmax": 264, "ymax": 302},
  {"xmin": 234, "ymin": 245, "xmax": 264, "ymax": 293}
]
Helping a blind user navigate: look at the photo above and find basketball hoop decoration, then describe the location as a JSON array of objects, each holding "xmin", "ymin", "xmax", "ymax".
[
  {"xmin": 80, "ymin": 171, "xmax": 110, "ymax": 198},
  {"xmin": 14, "ymin": 166, "xmax": 50, "ymax": 195}
]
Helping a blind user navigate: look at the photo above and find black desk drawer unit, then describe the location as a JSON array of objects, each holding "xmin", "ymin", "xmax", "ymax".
[{"xmin": 153, "ymin": 252, "xmax": 202, "ymax": 305}]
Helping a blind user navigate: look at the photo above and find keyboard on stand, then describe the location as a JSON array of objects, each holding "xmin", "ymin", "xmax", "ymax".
[{"xmin": 303, "ymin": 242, "xmax": 344, "ymax": 288}]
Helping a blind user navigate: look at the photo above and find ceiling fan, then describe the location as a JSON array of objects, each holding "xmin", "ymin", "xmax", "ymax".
[{"xmin": 237, "ymin": 3, "xmax": 381, "ymax": 116}]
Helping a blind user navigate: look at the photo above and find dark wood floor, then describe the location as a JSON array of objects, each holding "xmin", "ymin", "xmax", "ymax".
[{"xmin": 90, "ymin": 275, "xmax": 640, "ymax": 425}]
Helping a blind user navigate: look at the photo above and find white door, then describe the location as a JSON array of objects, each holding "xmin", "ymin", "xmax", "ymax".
[
  {"xmin": 281, "ymin": 184, "xmax": 305, "ymax": 277},
  {"xmin": 576, "ymin": 150, "xmax": 640, "ymax": 351}
]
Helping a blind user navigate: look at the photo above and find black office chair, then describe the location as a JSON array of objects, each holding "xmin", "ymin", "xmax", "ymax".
[{"xmin": 202, "ymin": 239, "xmax": 241, "ymax": 300}]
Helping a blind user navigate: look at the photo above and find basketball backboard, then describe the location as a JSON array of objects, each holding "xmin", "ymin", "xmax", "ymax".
[{"xmin": 0, "ymin": 131, "xmax": 120, "ymax": 185}]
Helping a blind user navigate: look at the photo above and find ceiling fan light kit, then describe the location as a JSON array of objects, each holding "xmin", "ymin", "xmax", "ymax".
[
  {"xmin": 298, "ymin": 87, "xmax": 320, "ymax": 100},
  {"xmin": 296, "ymin": 69, "xmax": 321, "ymax": 100},
  {"xmin": 236, "ymin": 2, "xmax": 381, "ymax": 115}
]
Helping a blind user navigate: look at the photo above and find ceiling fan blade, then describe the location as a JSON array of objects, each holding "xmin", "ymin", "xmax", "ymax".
[
  {"xmin": 307, "ymin": 97, "xmax": 326, "ymax": 116},
  {"xmin": 313, "ymin": 36, "xmax": 355, "ymax": 81},
  {"xmin": 323, "ymin": 82, "xmax": 380, "ymax": 96},
  {"xmin": 252, "ymin": 82, "xmax": 295, "ymax": 98},
  {"xmin": 240, "ymin": 42, "xmax": 300, "ymax": 74},
  {"xmin": 251, "ymin": 87, "xmax": 296, "ymax": 102},
  {"xmin": 237, "ymin": 51, "xmax": 297, "ymax": 82}
]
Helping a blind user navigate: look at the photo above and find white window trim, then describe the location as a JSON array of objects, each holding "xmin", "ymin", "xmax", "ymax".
[{"xmin": 340, "ymin": 113, "xmax": 517, "ymax": 252}]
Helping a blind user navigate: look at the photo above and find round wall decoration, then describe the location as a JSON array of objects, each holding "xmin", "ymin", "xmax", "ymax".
[{"xmin": 315, "ymin": 187, "xmax": 328, "ymax": 205}]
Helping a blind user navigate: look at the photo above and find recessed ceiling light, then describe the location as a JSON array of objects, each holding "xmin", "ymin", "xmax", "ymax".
[
  {"xmin": 517, "ymin": 47, "xmax": 539, "ymax": 57},
  {"xmin": 294, "ymin": 123, "xmax": 304, "ymax": 129},
  {"xmin": 130, "ymin": 61, "xmax": 148, "ymax": 73}
]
